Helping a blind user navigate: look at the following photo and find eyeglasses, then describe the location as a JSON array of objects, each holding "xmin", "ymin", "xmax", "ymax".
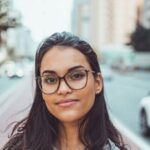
[{"xmin": 37, "ymin": 69, "xmax": 95, "ymax": 95}]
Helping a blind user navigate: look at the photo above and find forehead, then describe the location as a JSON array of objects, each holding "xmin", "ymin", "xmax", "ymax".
[{"xmin": 40, "ymin": 46, "xmax": 91, "ymax": 75}]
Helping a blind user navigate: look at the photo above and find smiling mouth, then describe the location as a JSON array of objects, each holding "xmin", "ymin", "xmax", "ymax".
[{"xmin": 56, "ymin": 99, "xmax": 79, "ymax": 107}]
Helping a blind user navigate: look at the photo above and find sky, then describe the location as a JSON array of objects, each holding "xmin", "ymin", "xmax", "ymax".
[{"xmin": 13, "ymin": 0, "xmax": 73, "ymax": 42}]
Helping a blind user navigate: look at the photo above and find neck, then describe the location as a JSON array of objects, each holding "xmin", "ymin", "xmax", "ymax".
[{"xmin": 58, "ymin": 122, "xmax": 84, "ymax": 150}]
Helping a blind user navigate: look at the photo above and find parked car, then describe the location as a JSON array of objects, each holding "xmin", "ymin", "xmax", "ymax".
[
  {"xmin": 1, "ymin": 61, "xmax": 24, "ymax": 78},
  {"xmin": 0, "ymin": 61, "xmax": 15, "ymax": 77},
  {"xmin": 6, "ymin": 66, "xmax": 24, "ymax": 78},
  {"xmin": 139, "ymin": 93, "xmax": 150, "ymax": 136},
  {"xmin": 7, "ymin": 62, "xmax": 25, "ymax": 78},
  {"xmin": 100, "ymin": 65, "xmax": 113, "ymax": 81}
]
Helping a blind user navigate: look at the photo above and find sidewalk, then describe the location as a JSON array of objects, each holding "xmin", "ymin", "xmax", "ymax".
[
  {"xmin": 0, "ymin": 76, "xmax": 33, "ymax": 149},
  {"xmin": 123, "ymin": 134, "xmax": 141, "ymax": 150},
  {"xmin": 112, "ymin": 115, "xmax": 150, "ymax": 150}
]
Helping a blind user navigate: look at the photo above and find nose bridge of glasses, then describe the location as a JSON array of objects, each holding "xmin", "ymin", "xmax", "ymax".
[{"xmin": 58, "ymin": 75, "xmax": 71, "ymax": 90}]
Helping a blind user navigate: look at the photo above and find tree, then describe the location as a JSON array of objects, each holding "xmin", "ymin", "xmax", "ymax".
[{"xmin": 0, "ymin": 0, "xmax": 21, "ymax": 43}]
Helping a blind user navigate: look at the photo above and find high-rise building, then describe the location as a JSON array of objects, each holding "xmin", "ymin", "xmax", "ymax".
[
  {"xmin": 7, "ymin": 26, "xmax": 35, "ymax": 58},
  {"xmin": 72, "ymin": 0, "xmax": 141, "ymax": 51},
  {"xmin": 141, "ymin": 0, "xmax": 150, "ymax": 28}
]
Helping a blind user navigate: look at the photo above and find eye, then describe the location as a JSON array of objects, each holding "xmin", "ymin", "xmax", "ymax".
[
  {"xmin": 68, "ymin": 70, "xmax": 86, "ymax": 80},
  {"xmin": 43, "ymin": 76, "xmax": 58, "ymax": 84}
]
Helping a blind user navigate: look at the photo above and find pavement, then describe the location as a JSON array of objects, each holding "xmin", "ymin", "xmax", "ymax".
[
  {"xmin": 0, "ymin": 76, "xmax": 34, "ymax": 148},
  {"xmin": 112, "ymin": 115, "xmax": 150, "ymax": 150}
]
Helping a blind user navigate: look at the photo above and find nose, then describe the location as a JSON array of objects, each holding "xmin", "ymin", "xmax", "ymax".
[{"xmin": 57, "ymin": 79, "xmax": 72, "ymax": 95}]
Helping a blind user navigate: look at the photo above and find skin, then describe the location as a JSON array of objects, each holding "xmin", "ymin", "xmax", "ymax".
[{"xmin": 40, "ymin": 46, "xmax": 102, "ymax": 150}]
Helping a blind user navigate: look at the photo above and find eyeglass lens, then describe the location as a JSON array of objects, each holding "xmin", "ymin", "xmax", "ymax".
[{"xmin": 38, "ymin": 69, "xmax": 88, "ymax": 94}]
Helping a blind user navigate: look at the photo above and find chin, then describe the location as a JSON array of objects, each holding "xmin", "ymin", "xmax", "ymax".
[{"xmin": 56, "ymin": 112, "xmax": 85, "ymax": 123}]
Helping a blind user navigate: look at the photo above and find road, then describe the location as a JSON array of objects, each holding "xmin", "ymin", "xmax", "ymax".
[
  {"xmin": 104, "ymin": 69, "xmax": 150, "ymax": 147},
  {"xmin": 0, "ymin": 76, "xmax": 21, "ymax": 95}
]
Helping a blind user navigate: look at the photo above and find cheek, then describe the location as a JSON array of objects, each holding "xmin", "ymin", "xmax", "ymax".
[{"xmin": 78, "ymin": 80, "xmax": 96, "ymax": 112}]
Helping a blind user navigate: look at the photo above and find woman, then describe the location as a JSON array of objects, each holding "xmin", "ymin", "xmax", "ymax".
[{"xmin": 3, "ymin": 32, "xmax": 127, "ymax": 150}]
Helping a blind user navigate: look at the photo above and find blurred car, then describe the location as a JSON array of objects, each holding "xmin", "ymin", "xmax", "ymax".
[
  {"xmin": 6, "ymin": 66, "xmax": 24, "ymax": 78},
  {"xmin": 100, "ymin": 65, "xmax": 113, "ymax": 81},
  {"xmin": 0, "ymin": 61, "xmax": 15, "ymax": 77},
  {"xmin": 139, "ymin": 93, "xmax": 150, "ymax": 136},
  {"xmin": 2, "ymin": 61, "xmax": 24, "ymax": 78}
]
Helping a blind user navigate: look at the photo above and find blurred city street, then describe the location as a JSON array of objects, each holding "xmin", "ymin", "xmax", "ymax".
[{"xmin": 1, "ymin": 0, "xmax": 150, "ymax": 149}]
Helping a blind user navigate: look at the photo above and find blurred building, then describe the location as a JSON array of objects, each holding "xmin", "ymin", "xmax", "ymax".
[
  {"xmin": 72, "ymin": 0, "xmax": 142, "ymax": 51},
  {"xmin": 0, "ymin": 0, "xmax": 22, "ymax": 63},
  {"xmin": 140, "ymin": 0, "xmax": 150, "ymax": 28},
  {"xmin": 7, "ymin": 26, "xmax": 35, "ymax": 59}
]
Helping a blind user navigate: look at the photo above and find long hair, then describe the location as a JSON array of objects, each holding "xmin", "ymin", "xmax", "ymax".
[{"xmin": 3, "ymin": 32, "xmax": 127, "ymax": 150}]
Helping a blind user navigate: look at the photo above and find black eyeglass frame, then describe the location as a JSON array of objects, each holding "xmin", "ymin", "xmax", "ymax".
[{"xmin": 36, "ymin": 69, "xmax": 96, "ymax": 95}]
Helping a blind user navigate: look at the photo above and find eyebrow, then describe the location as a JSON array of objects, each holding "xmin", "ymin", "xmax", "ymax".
[{"xmin": 42, "ymin": 65, "xmax": 86, "ymax": 75}]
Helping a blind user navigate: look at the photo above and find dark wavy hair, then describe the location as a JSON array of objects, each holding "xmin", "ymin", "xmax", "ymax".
[{"xmin": 3, "ymin": 32, "xmax": 127, "ymax": 150}]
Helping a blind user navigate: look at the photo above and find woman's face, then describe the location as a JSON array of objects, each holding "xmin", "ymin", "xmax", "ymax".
[{"xmin": 40, "ymin": 46, "xmax": 102, "ymax": 124}]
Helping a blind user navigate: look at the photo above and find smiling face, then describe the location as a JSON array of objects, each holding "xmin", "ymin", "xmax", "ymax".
[{"xmin": 40, "ymin": 46, "xmax": 102, "ymax": 124}]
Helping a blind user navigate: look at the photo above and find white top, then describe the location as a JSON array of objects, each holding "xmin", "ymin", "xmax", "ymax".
[{"xmin": 103, "ymin": 140, "xmax": 120, "ymax": 150}]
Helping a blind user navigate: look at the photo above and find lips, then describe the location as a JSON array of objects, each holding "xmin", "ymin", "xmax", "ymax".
[{"xmin": 56, "ymin": 99, "xmax": 79, "ymax": 107}]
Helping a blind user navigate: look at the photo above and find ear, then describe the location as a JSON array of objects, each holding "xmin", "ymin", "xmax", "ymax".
[{"xmin": 94, "ymin": 73, "xmax": 103, "ymax": 94}]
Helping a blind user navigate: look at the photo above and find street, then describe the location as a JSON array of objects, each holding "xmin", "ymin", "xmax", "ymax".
[
  {"xmin": 104, "ymin": 69, "xmax": 150, "ymax": 147},
  {"xmin": 0, "ymin": 69, "xmax": 150, "ymax": 149},
  {"xmin": 0, "ymin": 77, "xmax": 21, "ymax": 95},
  {"xmin": 1, "ymin": 0, "xmax": 150, "ymax": 149}
]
